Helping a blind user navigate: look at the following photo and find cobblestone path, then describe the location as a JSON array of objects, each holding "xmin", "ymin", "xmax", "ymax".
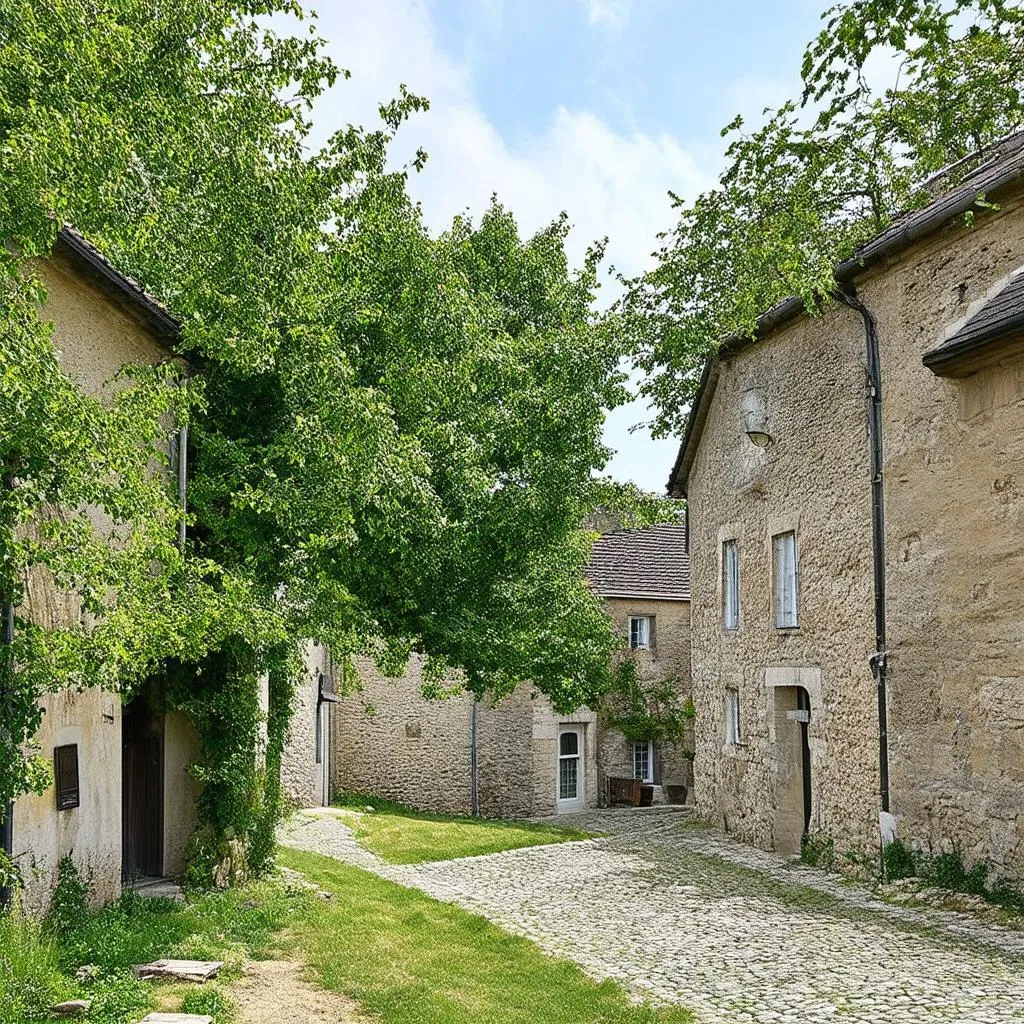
[{"xmin": 280, "ymin": 807, "xmax": 1024, "ymax": 1024}]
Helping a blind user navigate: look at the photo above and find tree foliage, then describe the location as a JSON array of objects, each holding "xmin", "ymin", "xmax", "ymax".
[
  {"xmin": 624, "ymin": 0, "xmax": 1024, "ymax": 436},
  {"xmin": 0, "ymin": 0, "xmax": 647, "ymax": 852}
]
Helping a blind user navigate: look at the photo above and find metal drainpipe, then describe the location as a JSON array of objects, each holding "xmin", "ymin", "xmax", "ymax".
[
  {"xmin": 177, "ymin": 423, "xmax": 188, "ymax": 552},
  {"xmin": 1, "ymin": 463, "xmax": 15, "ymax": 909},
  {"xmin": 470, "ymin": 699, "xmax": 479, "ymax": 817},
  {"xmin": 836, "ymin": 285, "xmax": 892, "ymax": 831}
]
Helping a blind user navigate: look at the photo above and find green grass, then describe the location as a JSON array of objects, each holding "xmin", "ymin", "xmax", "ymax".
[
  {"xmin": 329, "ymin": 792, "xmax": 593, "ymax": 864},
  {"xmin": 1, "ymin": 875, "xmax": 300, "ymax": 1024},
  {"xmin": 280, "ymin": 846, "xmax": 693, "ymax": 1023},
  {"xmin": 0, "ymin": 907, "xmax": 76, "ymax": 1024}
]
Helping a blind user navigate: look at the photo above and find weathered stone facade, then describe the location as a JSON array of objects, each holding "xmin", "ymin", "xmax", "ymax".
[
  {"xmin": 313, "ymin": 527, "xmax": 692, "ymax": 819},
  {"xmin": 12, "ymin": 238, "xmax": 199, "ymax": 911},
  {"xmin": 597, "ymin": 596, "xmax": 694, "ymax": 802},
  {"xmin": 279, "ymin": 643, "xmax": 334, "ymax": 809},
  {"xmin": 677, "ymin": 172, "xmax": 1024, "ymax": 873},
  {"xmin": 328, "ymin": 654, "xmax": 598, "ymax": 817}
]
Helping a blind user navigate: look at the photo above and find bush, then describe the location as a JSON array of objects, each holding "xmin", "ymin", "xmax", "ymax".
[{"xmin": 44, "ymin": 855, "xmax": 91, "ymax": 937}]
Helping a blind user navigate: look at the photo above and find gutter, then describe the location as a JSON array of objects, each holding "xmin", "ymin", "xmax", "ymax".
[
  {"xmin": 470, "ymin": 699, "xmax": 479, "ymax": 817},
  {"xmin": 668, "ymin": 151, "xmax": 1024, "ymax": 497}
]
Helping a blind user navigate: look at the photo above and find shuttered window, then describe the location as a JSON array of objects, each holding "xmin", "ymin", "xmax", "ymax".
[
  {"xmin": 722, "ymin": 539, "xmax": 740, "ymax": 630},
  {"xmin": 54, "ymin": 744, "xmax": 80, "ymax": 811},
  {"xmin": 773, "ymin": 531, "xmax": 798, "ymax": 628}
]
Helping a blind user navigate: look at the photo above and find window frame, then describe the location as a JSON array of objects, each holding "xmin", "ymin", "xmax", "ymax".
[
  {"xmin": 628, "ymin": 615, "xmax": 652, "ymax": 651},
  {"xmin": 54, "ymin": 744, "xmax": 80, "ymax": 811},
  {"xmin": 725, "ymin": 688, "xmax": 742, "ymax": 746},
  {"xmin": 772, "ymin": 530, "xmax": 799, "ymax": 629},
  {"xmin": 722, "ymin": 539, "xmax": 740, "ymax": 631},
  {"xmin": 632, "ymin": 739, "xmax": 654, "ymax": 783}
]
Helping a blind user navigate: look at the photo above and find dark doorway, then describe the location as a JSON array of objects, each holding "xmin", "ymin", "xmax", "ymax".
[
  {"xmin": 122, "ymin": 682, "xmax": 164, "ymax": 880},
  {"xmin": 772, "ymin": 684, "xmax": 813, "ymax": 854},
  {"xmin": 796, "ymin": 686, "xmax": 812, "ymax": 833}
]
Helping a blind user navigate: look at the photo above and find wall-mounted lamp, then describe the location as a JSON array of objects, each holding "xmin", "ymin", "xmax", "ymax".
[{"xmin": 741, "ymin": 388, "xmax": 773, "ymax": 448}]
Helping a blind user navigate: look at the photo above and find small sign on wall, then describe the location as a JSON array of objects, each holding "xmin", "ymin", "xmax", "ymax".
[
  {"xmin": 54, "ymin": 744, "xmax": 80, "ymax": 811},
  {"xmin": 786, "ymin": 709, "xmax": 810, "ymax": 723}
]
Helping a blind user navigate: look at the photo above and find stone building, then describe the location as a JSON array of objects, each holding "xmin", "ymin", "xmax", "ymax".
[
  {"xmin": 670, "ymin": 134, "xmax": 1024, "ymax": 872},
  {"xmin": 8, "ymin": 229, "xmax": 200, "ymax": 911},
  {"xmin": 587, "ymin": 525, "xmax": 693, "ymax": 801},
  {"xmin": 280, "ymin": 524, "xmax": 692, "ymax": 816}
]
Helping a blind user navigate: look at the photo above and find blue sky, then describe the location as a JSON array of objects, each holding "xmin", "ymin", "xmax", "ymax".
[{"xmin": 301, "ymin": 0, "xmax": 830, "ymax": 492}]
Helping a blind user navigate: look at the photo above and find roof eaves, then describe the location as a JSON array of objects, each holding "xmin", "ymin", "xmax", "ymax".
[
  {"xmin": 667, "ymin": 147, "xmax": 1024, "ymax": 495},
  {"xmin": 597, "ymin": 589, "xmax": 691, "ymax": 601},
  {"xmin": 55, "ymin": 227, "xmax": 180, "ymax": 348}
]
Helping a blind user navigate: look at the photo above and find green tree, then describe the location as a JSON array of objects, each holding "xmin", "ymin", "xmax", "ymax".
[
  {"xmin": 624, "ymin": 0, "xmax": 1024, "ymax": 436},
  {"xmin": 0, "ymin": 0, "xmax": 653, "ymax": 863}
]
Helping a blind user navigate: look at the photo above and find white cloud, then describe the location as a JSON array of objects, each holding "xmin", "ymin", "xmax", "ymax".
[
  {"xmin": 289, "ymin": 0, "xmax": 710, "ymax": 490},
  {"xmin": 582, "ymin": 0, "xmax": 630, "ymax": 31}
]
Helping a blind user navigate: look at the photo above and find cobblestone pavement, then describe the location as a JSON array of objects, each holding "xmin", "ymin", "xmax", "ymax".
[{"xmin": 279, "ymin": 807, "xmax": 1024, "ymax": 1024}]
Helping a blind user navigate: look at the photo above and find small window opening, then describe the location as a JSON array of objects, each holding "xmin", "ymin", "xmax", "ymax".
[
  {"xmin": 722, "ymin": 540, "xmax": 740, "ymax": 630},
  {"xmin": 633, "ymin": 740, "xmax": 653, "ymax": 783},
  {"xmin": 725, "ymin": 689, "xmax": 742, "ymax": 745},
  {"xmin": 54, "ymin": 744, "xmax": 80, "ymax": 811},
  {"xmin": 773, "ymin": 531, "xmax": 799, "ymax": 628},
  {"xmin": 629, "ymin": 616, "xmax": 652, "ymax": 650}
]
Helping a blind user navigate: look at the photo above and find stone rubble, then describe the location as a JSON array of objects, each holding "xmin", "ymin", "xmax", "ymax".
[{"xmin": 279, "ymin": 806, "xmax": 1024, "ymax": 1024}]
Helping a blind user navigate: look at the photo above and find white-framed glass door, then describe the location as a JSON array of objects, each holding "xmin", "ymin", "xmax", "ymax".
[{"xmin": 557, "ymin": 726, "xmax": 584, "ymax": 812}]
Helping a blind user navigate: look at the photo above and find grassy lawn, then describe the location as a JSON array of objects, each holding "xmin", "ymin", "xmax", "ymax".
[
  {"xmin": 329, "ymin": 793, "xmax": 594, "ymax": 864},
  {"xmin": 280, "ymin": 846, "xmax": 692, "ymax": 1023},
  {"xmin": 4, "ymin": 851, "xmax": 693, "ymax": 1024}
]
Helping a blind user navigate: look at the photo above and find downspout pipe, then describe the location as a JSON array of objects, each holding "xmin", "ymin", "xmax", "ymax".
[
  {"xmin": 836, "ymin": 285, "xmax": 891, "ymax": 828},
  {"xmin": 470, "ymin": 699, "xmax": 479, "ymax": 817},
  {"xmin": 176, "ymin": 422, "xmax": 188, "ymax": 553},
  {"xmin": 1, "ymin": 464, "xmax": 15, "ymax": 909}
]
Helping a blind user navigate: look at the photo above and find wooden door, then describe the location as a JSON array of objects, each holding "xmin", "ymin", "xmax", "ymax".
[{"xmin": 122, "ymin": 695, "xmax": 164, "ymax": 880}]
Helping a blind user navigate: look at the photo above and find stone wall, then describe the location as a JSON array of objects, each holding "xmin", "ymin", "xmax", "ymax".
[
  {"xmin": 859, "ymin": 191, "xmax": 1024, "ymax": 876},
  {"xmin": 280, "ymin": 643, "xmax": 333, "ymax": 809},
  {"xmin": 11, "ymin": 254, "xmax": 183, "ymax": 911},
  {"xmin": 686, "ymin": 294, "xmax": 880, "ymax": 856},
  {"xmin": 329, "ymin": 655, "xmax": 599, "ymax": 818},
  {"xmin": 686, "ymin": 185, "xmax": 1024, "ymax": 872},
  {"xmin": 597, "ymin": 596, "xmax": 693, "ymax": 803}
]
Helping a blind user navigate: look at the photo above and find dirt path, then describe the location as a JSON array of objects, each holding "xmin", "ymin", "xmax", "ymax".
[{"xmin": 230, "ymin": 958, "xmax": 369, "ymax": 1024}]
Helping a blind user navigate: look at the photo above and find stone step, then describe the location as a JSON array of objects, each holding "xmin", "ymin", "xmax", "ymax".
[
  {"xmin": 132, "ymin": 959, "xmax": 223, "ymax": 983},
  {"xmin": 137, "ymin": 1015, "xmax": 213, "ymax": 1024}
]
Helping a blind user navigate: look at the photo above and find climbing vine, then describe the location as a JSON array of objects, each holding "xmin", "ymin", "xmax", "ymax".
[
  {"xmin": 1, "ymin": 0, "xmax": 653, "ymax": 883},
  {"xmin": 601, "ymin": 662, "xmax": 695, "ymax": 746}
]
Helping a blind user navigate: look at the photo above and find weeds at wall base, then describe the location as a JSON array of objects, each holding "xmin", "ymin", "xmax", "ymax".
[{"xmin": 883, "ymin": 838, "xmax": 1024, "ymax": 911}]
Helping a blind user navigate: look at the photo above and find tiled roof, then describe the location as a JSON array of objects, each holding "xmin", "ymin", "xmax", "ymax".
[
  {"xmin": 924, "ymin": 266, "xmax": 1024, "ymax": 373},
  {"xmin": 55, "ymin": 226, "xmax": 180, "ymax": 345},
  {"xmin": 585, "ymin": 524, "xmax": 690, "ymax": 601}
]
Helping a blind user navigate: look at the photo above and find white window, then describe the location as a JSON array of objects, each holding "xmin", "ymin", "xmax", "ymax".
[
  {"xmin": 629, "ymin": 615, "xmax": 652, "ymax": 650},
  {"xmin": 633, "ymin": 740, "xmax": 653, "ymax": 783},
  {"xmin": 773, "ymin": 531, "xmax": 798, "ymax": 628},
  {"xmin": 725, "ymin": 688, "xmax": 742, "ymax": 745},
  {"xmin": 722, "ymin": 539, "xmax": 739, "ymax": 630}
]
